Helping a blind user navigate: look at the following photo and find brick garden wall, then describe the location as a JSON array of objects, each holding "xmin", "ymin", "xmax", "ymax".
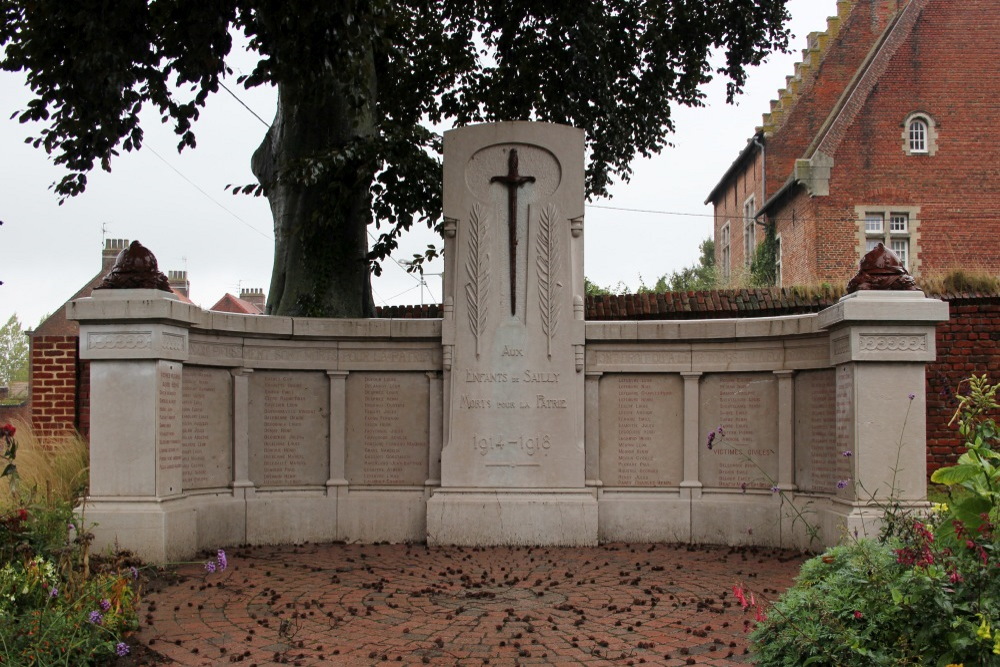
[
  {"xmin": 926, "ymin": 296, "xmax": 1000, "ymax": 475},
  {"xmin": 29, "ymin": 335, "xmax": 85, "ymax": 439}
]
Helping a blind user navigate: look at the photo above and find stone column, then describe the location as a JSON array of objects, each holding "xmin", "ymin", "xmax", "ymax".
[
  {"xmin": 774, "ymin": 370, "xmax": 796, "ymax": 490},
  {"xmin": 584, "ymin": 371, "xmax": 602, "ymax": 487},
  {"xmin": 426, "ymin": 371, "xmax": 443, "ymax": 487},
  {"xmin": 231, "ymin": 368, "xmax": 255, "ymax": 495},
  {"xmin": 817, "ymin": 291, "xmax": 949, "ymax": 541},
  {"xmin": 326, "ymin": 371, "xmax": 349, "ymax": 489},
  {"xmin": 680, "ymin": 372, "xmax": 703, "ymax": 498}
]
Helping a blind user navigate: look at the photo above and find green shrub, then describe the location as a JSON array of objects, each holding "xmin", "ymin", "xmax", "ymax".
[
  {"xmin": 751, "ymin": 375, "xmax": 1000, "ymax": 667},
  {"xmin": 0, "ymin": 421, "xmax": 138, "ymax": 664}
]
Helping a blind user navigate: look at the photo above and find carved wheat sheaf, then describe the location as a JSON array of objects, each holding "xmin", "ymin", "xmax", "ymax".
[
  {"xmin": 465, "ymin": 204, "xmax": 490, "ymax": 357},
  {"xmin": 536, "ymin": 204, "xmax": 561, "ymax": 358}
]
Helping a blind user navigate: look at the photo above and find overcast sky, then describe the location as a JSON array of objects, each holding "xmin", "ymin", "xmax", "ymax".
[{"xmin": 0, "ymin": 0, "xmax": 837, "ymax": 329}]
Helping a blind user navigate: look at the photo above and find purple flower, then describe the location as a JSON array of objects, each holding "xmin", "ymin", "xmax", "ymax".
[
  {"xmin": 116, "ymin": 642, "xmax": 130, "ymax": 657},
  {"xmin": 740, "ymin": 482, "xmax": 747, "ymax": 494},
  {"xmin": 842, "ymin": 450, "xmax": 853, "ymax": 458},
  {"xmin": 49, "ymin": 587, "xmax": 58, "ymax": 599},
  {"xmin": 99, "ymin": 599, "xmax": 111, "ymax": 612},
  {"xmin": 771, "ymin": 485, "xmax": 780, "ymax": 494},
  {"xmin": 908, "ymin": 393, "xmax": 916, "ymax": 401},
  {"xmin": 88, "ymin": 610, "xmax": 103, "ymax": 625},
  {"xmin": 837, "ymin": 479, "xmax": 851, "ymax": 490},
  {"xmin": 217, "ymin": 549, "xmax": 228, "ymax": 572},
  {"xmin": 706, "ymin": 431, "xmax": 716, "ymax": 450},
  {"xmin": 205, "ymin": 561, "xmax": 217, "ymax": 573},
  {"xmin": 716, "ymin": 426, "xmax": 724, "ymax": 436},
  {"xmin": 130, "ymin": 566, "xmax": 139, "ymax": 580}
]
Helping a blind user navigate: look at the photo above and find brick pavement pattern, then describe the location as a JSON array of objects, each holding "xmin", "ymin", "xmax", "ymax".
[{"xmin": 137, "ymin": 542, "xmax": 807, "ymax": 666}]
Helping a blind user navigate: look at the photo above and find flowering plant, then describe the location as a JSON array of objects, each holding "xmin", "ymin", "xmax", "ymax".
[{"xmin": 751, "ymin": 377, "xmax": 1000, "ymax": 666}]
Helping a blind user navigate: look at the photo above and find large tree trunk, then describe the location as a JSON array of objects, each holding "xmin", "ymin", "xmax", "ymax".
[{"xmin": 252, "ymin": 49, "xmax": 376, "ymax": 317}]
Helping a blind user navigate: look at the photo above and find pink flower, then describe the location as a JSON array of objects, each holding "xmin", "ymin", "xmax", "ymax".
[
  {"xmin": 853, "ymin": 611, "xmax": 863, "ymax": 619},
  {"xmin": 732, "ymin": 584, "xmax": 749, "ymax": 609}
]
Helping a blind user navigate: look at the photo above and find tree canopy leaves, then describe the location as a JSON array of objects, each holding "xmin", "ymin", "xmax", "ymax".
[{"xmin": 1, "ymin": 0, "xmax": 791, "ymax": 315}]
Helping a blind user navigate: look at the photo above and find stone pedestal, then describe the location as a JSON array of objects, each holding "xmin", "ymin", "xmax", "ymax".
[
  {"xmin": 80, "ymin": 289, "xmax": 197, "ymax": 562},
  {"xmin": 427, "ymin": 122, "xmax": 597, "ymax": 545},
  {"xmin": 816, "ymin": 290, "xmax": 949, "ymax": 539}
]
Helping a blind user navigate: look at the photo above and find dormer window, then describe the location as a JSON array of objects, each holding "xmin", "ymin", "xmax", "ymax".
[{"xmin": 902, "ymin": 112, "xmax": 937, "ymax": 156}]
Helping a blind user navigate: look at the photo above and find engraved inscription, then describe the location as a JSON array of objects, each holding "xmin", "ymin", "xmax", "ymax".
[
  {"xmin": 835, "ymin": 365, "xmax": 854, "ymax": 497},
  {"xmin": 345, "ymin": 373, "xmax": 429, "ymax": 485},
  {"xmin": 182, "ymin": 367, "xmax": 233, "ymax": 489},
  {"xmin": 699, "ymin": 373, "xmax": 778, "ymax": 489},
  {"xmin": 590, "ymin": 350, "xmax": 689, "ymax": 367},
  {"xmin": 158, "ymin": 364, "xmax": 183, "ymax": 478},
  {"xmin": 189, "ymin": 341, "xmax": 244, "ymax": 359},
  {"xmin": 599, "ymin": 375, "xmax": 683, "ymax": 487},
  {"xmin": 794, "ymin": 370, "xmax": 849, "ymax": 493},
  {"xmin": 243, "ymin": 346, "xmax": 339, "ymax": 362},
  {"xmin": 248, "ymin": 372, "xmax": 329, "ymax": 487}
]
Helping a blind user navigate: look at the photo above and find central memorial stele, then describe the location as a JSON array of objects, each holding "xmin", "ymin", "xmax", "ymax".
[{"xmin": 426, "ymin": 121, "xmax": 597, "ymax": 545}]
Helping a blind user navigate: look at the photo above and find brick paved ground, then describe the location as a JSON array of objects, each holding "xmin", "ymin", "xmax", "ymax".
[{"xmin": 135, "ymin": 542, "xmax": 808, "ymax": 666}]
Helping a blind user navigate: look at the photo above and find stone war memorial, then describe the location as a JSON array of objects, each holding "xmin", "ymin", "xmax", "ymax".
[{"xmin": 70, "ymin": 122, "xmax": 949, "ymax": 562}]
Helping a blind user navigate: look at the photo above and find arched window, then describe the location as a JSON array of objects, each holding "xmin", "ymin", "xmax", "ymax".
[
  {"xmin": 908, "ymin": 118, "xmax": 928, "ymax": 153},
  {"xmin": 902, "ymin": 112, "xmax": 937, "ymax": 156}
]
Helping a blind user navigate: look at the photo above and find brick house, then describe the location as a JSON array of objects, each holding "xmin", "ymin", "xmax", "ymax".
[
  {"xmin": 705, "ymin": 0, "xmax": 1000, "ymax": 286},
  {"xmin": 24, "ymin": 239, "xmax": 263, "ymax": 438}
]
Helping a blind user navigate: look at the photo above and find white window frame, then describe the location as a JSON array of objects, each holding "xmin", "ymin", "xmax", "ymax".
[
  {"xmin": 902, "ymin": 112, "xmax": 937, "ymax": 156},
  {"xmin": 743, "ymin": 195, "xmax": 756, "ymax": 267},
  {"xmin": 856, "ymin": 205, "xmax": 921, "ymax": 274},
  {"xmin": 720, "ymin": 221, "xmax": 731, "ymax": 280}
]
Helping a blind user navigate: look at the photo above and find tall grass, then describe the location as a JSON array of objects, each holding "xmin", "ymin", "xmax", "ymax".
[{"xmin": 0, "ymin": 419, "xmax": 89, "ymax": 512}]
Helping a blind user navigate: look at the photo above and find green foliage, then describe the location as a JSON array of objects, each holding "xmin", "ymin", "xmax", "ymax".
[
  {"xmin": 753, "ymin": 375, "xmax": 1000, "ymax": 667},
  {"xmin": 0, "ymin": 315, "xmax": 28, "ymax": 387},
  {"xmin": 584, "ymin": 278, "xmax": 611, "ymax": 297},
  {"xmin": 1, "ymin": 1, "xmax": 792, "ymax": 316},
  {"xmin": 639, "ymin": 237, "xmax": 718, "ymax": 293},
  {"xmin": 749, "ymin": 223, "xmax": 778, "ymax": 287},
  {"xmin": 0, "ymin": 423, "xmax": 139, "ymax": 664},
  {"xmin": 0, "ymin": 559, "xmax": 138, "ymax": 665}
]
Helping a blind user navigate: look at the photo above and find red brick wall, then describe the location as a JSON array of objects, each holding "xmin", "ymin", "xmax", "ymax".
[
  {"xmin": 713, "ymin": 151, "xmax": 764, "ymax": 280},
  {"xmin": 29, "ymin": 335, "xmax": 84, "ymax": 438},
  {"xmin": 925, "ymin": 297, "xmax": 1000, "ymax": 475}
]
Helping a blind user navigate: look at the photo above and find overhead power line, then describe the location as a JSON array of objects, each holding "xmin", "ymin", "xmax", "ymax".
[
  {"xmin": 220, "ymin": 81, "xmax": 271, "ymax": 129},
  {"xmin": 146, "ymin": 145, "xmax": 273, "ymax": 241}
]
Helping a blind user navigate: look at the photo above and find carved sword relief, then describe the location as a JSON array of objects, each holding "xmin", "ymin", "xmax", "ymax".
[
  {"xmin": 465, "ymin": 203, "xmax": 491, "ymax": 358},
  {"xmin": 535, "ymin": 203, "xmax": 561, "ymax": 359}
]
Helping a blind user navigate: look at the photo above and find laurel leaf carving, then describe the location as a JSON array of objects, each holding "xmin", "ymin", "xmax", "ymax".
[
  {"xmin": 465, "ymin": 204, "xmax": 490, "ymax": 357},
  {"xmin": 536, "ymin": 204, "xmax": 561, "ymax": 358}
]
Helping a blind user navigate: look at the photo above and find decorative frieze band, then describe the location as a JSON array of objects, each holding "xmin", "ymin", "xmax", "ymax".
[{"xmin": 857, "ymin": 334, "xmax": 926, "ymax": 352}]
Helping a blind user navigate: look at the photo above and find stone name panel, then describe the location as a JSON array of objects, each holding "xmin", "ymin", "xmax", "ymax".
[
  {"xmin": 248, "ymin": 372, "xmax": 329, "ymax": 487},
  {"xmin": 698, "ymin": 373, "xmax": 778, "ymax": 489},
  {"xmin": 598, "ymin": 374, "xmax": 683, "ymax": 486},
  {"xmin": 345, "ymin": 373, "xmax": 430, "ymax": 485},
  {"xmin": 181, "ymin": 366, "xmax": 233, "ymax": 490},
  {"xmin": 794, "ymin": 369, "xmax": 850, "ymax": 494},
  {"xmin": 157, "ymin": 362, "xmax": 183, "ymax": 495}
]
